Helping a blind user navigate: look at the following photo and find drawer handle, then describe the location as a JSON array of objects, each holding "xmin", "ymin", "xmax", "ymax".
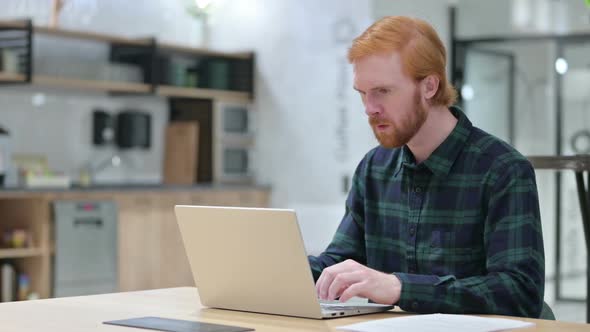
[{"xmin": 73, "ymin": 218, "xmax": 103, "ymax": 227}]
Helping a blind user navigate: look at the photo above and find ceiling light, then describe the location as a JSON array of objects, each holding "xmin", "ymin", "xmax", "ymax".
[
  {"xmin": 461, "ymin": 85, "xmax": 475, "ymax": 101},
  {"xmin": 555, "ymin": 58, "xmax": 568, "ymax": 75}
]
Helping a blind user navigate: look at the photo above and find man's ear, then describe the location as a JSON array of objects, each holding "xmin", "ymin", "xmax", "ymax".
[{"xmin": 421, "ymin": 75, "xmax": 440, "ymax": 100}]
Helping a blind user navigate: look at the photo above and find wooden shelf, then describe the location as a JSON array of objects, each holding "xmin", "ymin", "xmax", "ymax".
[
  {"xmin": 0, "ymin": 20, "xmax": 28, "ymax": 29},
  {"xmin": 35, "ymin": 26, "xmax": 150, "ymax": 47},
  {"xmin": 0, "ymin": 20, "xmax": 254, "ymax": 101},
  {"xmin": 0, "ymin": 19, "xmax": 249, "ymax": 58},
  {"xmin": 0, "ymin": 74, "xmax": 251, "ymax": 100},
  {"xmin": 0, "ymin": 248, "xmax": 44, "ymax": 259},
  {"xmin": 0, "ymin": 72, "xmax": 26, "ymax": 82},
  {"xmin": 158, "ymin": 42, "xmax": 252, "ymax": 60},
  {"xmin": 32, "ymin": 76, "xmax": 151, "ymax": 94},
  {"xmin": 157, "ymin": 85, "xmax": 251, "ymax": 102}
]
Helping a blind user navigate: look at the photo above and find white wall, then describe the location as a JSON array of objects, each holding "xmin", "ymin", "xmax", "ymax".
[
  {"xmin": 0, "ymin": 0, "xmax": 378, "ymax": 254},
  {"xmin": 205, "ymin": 0, "xmax": 376, "ymax": 255},
  {"xmin": 0, "ymin": 0, "xmax": 213, "ymax": 185},
  {"xmin": 372, "ymin": 0, "xmax": 451, "ymax": 49},
  {"xmin": 0, "ymin": 87, "xmax": 167, "ymax": 185}
]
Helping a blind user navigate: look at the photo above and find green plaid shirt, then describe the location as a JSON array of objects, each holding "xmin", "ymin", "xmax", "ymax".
[{"xmin": 308, "ymin": 107, "xmax": 545, "ymax": 318}]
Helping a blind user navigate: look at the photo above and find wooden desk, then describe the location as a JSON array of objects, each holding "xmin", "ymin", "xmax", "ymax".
[{"xmin": 0, "ymin": 287, "xmax": 588, "ymax": 331}]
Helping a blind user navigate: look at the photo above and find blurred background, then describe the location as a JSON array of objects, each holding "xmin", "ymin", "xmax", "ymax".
[{"xmin": 0, "ymin": 0, "xmax": 589, "ymax": 323}]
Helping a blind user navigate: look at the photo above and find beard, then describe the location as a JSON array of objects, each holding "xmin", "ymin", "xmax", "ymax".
[{"xmin": 369, "ymin": 90, "xmax": 427, "ymax": 149}]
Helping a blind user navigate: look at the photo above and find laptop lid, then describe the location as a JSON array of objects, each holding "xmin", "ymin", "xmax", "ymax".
[{"xmin": 174, "ymin": 205, "xmax": 324, "ymax": 319}]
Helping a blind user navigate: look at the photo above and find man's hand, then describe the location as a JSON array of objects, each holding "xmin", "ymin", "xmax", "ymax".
[{"xmin": 315, "ymin": 259, "xmax": 402, "ymax": 305}]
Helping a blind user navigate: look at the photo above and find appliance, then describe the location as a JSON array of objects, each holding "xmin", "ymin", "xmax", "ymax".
[
  {"xmin": 213, "ymin": 101, "xmax": 255, "ymax": 184},
  {"xmin": 53, "ymin": 200, "xmax": 118, "ymax": 297},
  {"xmin": 0, "ymin": 125, "xmax": 11, "ymax": 186},
  {"xmin": 92, "ymin": 110, "xmax": 116, "ymax": 146},
  {"xmin": 116, "ymin": 111, "xmax": 151, "ymax": 149}
]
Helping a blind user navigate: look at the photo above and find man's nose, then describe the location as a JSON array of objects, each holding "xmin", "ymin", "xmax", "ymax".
[{"xmin": 365, "ymin": 99, "xmax": 381, "ymax": 116}]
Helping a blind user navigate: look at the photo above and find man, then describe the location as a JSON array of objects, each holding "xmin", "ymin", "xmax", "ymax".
[{"xmin": 308, "ymin": 16, "xmax": 547, "ymax": 318}]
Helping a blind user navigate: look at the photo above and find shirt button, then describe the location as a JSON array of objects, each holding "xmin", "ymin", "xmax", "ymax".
[
  {"xmin": 411, "ymin": 301, "xmax": 419, "ymax": 311},
  {"xmin": 409, "ymin": 226, "xmax": 415, "ymax": 236},
  {"xmin": 414, "ymin": 187, "xmax": 422, "ymax": 193}
]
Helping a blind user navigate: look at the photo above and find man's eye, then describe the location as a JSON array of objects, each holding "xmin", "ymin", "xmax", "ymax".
[{"xmin": 378, "ymin": 88, "xmax": 390, "ymax": 94}]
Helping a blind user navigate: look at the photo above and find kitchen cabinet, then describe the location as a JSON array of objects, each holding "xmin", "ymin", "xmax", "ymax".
[{"xmin": 0, "ymin": 185, "xmax": 269, "ymax": 300}]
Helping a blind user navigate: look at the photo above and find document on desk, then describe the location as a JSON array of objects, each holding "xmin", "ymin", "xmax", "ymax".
[{"xmin": 337, "ymin": 313, "xmax": 534, "ymax": 332}]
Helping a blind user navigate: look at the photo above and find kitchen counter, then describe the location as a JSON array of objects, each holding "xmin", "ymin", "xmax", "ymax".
[
  {"xmin": 0, "ymin": 183, "xmax": 271, "ymax": 197},
  {"xmin": 0, "ymin": 184, "xmax": 270, "ymax": 297}
]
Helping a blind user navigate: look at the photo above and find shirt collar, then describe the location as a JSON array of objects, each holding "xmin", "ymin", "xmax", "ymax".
[
  {"xmin": 393, "ymin": 145, "xmax": 414, "ymax": 178},
  {"xmin": 393, "ymin": 106, "xmax": 472, "ymax": 178}
]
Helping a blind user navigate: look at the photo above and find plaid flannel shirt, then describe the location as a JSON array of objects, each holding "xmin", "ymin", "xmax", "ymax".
[{"xmin": 308, "ymin": 107, "xmax": 545, "ymax": 318}]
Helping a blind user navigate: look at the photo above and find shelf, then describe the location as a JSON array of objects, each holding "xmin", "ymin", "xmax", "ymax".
[
  {"xmin": 158, "ymin": 42, "xmax": 252, "ymax": 60},
  {"xmin": 0, "ymin": 20, "xmax": 28, "ymax": 29},
  {"xmin": 0, "ymin": 19, "xmax": 254, "ymax": 101},
  {"xmin": 157, "ymin": 85, "xmax": 251, "ymax": 103},
  {"xmin": 0, "ymin": 19, "xmax": 249, "ymax": 58},
  {"xmin": 34, "ymin": 26, "xmax": 151, "ymax": 47},
  {"xmin": 1, "ymin": 74, "xmax": 250, "ymax": 100},
  {"xmin": 0, "ymin": 72, "xmax": 26, "ymax": 82},
  {"xmin": 0, "ymin": 248, "xmax": 44, "ymax": 259},
  {"xmin": 32, "ymin": 76, "xmax": 151, "ymax": 94}
]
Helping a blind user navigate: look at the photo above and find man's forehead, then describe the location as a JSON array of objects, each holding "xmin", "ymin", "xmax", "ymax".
[
  {"xmin": 352, "ymin": 69, "xmax": 398, "ymax": 89},
  {"xmin": 353, "ymin": 79, "xmax": 396, "ymax": 90},
  {"xmin": 352, "ymin": 54, "xmax": 409, "ymax": 88}
]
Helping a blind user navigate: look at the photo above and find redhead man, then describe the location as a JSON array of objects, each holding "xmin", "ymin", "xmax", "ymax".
[{"xmin": 308, "ymin": 16, "xmax": 548, "ymax": 319}]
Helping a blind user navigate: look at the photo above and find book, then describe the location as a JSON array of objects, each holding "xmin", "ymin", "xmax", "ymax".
[{"xmin": 1, "ymin": 262, "xmax": 17, "ymax": 302}]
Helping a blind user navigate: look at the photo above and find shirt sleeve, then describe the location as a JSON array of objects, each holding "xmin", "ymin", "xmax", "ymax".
[
  {"xmin": 308, "ymin": 156, "xmax": 369, "ymax": 281},
  {"xmin": 394, "ymin": 160, "xmax": 545, "ymax": 318}
]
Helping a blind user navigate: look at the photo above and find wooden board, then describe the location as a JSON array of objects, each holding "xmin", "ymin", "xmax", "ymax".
[
  {"xmin": 33, "ymin": 76, "xmax": 151, "ymax": 93},
  {"xmin": 163, "ymin": 122, "xmax": 199, "ymax": 185},
  {"xmin": 157, "ymin": 85, "xmax": 252, "ymax": 103},
  {"xmin": 169, "ymin": 99, "xmax": 214, "ymax": 183},
  {"xmin": 0, "ymin": 287, "xmax": 589, "ymax": 331}
]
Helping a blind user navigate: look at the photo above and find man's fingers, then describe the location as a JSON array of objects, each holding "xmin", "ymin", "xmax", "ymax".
[
  {"xmin": 316, "ymin": 260, "xmax": 360, "ymax": 300},
  {"xmin": 339, "ymin": 282, "xmax": 367, "ymax": 303},
  {"xmin": 315, "ymin": 273, "xmax": 324, "ymax": 295},
  {"xmin": 327, "ymin": 270, "xmax": 364, "ymax": 300},
  {"xmin": 317, "ymin": 268, "xmax": 336, "ymax": 299}
]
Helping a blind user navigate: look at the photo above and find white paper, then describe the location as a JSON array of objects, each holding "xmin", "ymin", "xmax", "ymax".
[{"xmin": 337, "ymin": 313, "xmax": 535, "ymax": 332}]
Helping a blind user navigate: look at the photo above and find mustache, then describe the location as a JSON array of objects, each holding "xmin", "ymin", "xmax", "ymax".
[{"xmin": 368, "ymin": 116, "xmax": 390, "ymax": 126}]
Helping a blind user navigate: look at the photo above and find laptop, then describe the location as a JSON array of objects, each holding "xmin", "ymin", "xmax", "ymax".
[{"xmin": 174, "ymin": 205, "xmax": 394, "ymax": 319}]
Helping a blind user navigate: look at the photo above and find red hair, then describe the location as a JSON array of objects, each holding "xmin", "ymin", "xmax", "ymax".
[{"xmin": 348, "ymin": 16, "xmax": 457, "ymax": 107}]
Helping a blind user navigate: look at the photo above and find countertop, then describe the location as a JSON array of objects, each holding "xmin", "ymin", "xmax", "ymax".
[
  {"xmin": 0, "ymin": 183, "xmax": 270, "ymax": 192},
  {"xmin": 0, "ymin": 183, "xmax": 271, "ymax": 199}
]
